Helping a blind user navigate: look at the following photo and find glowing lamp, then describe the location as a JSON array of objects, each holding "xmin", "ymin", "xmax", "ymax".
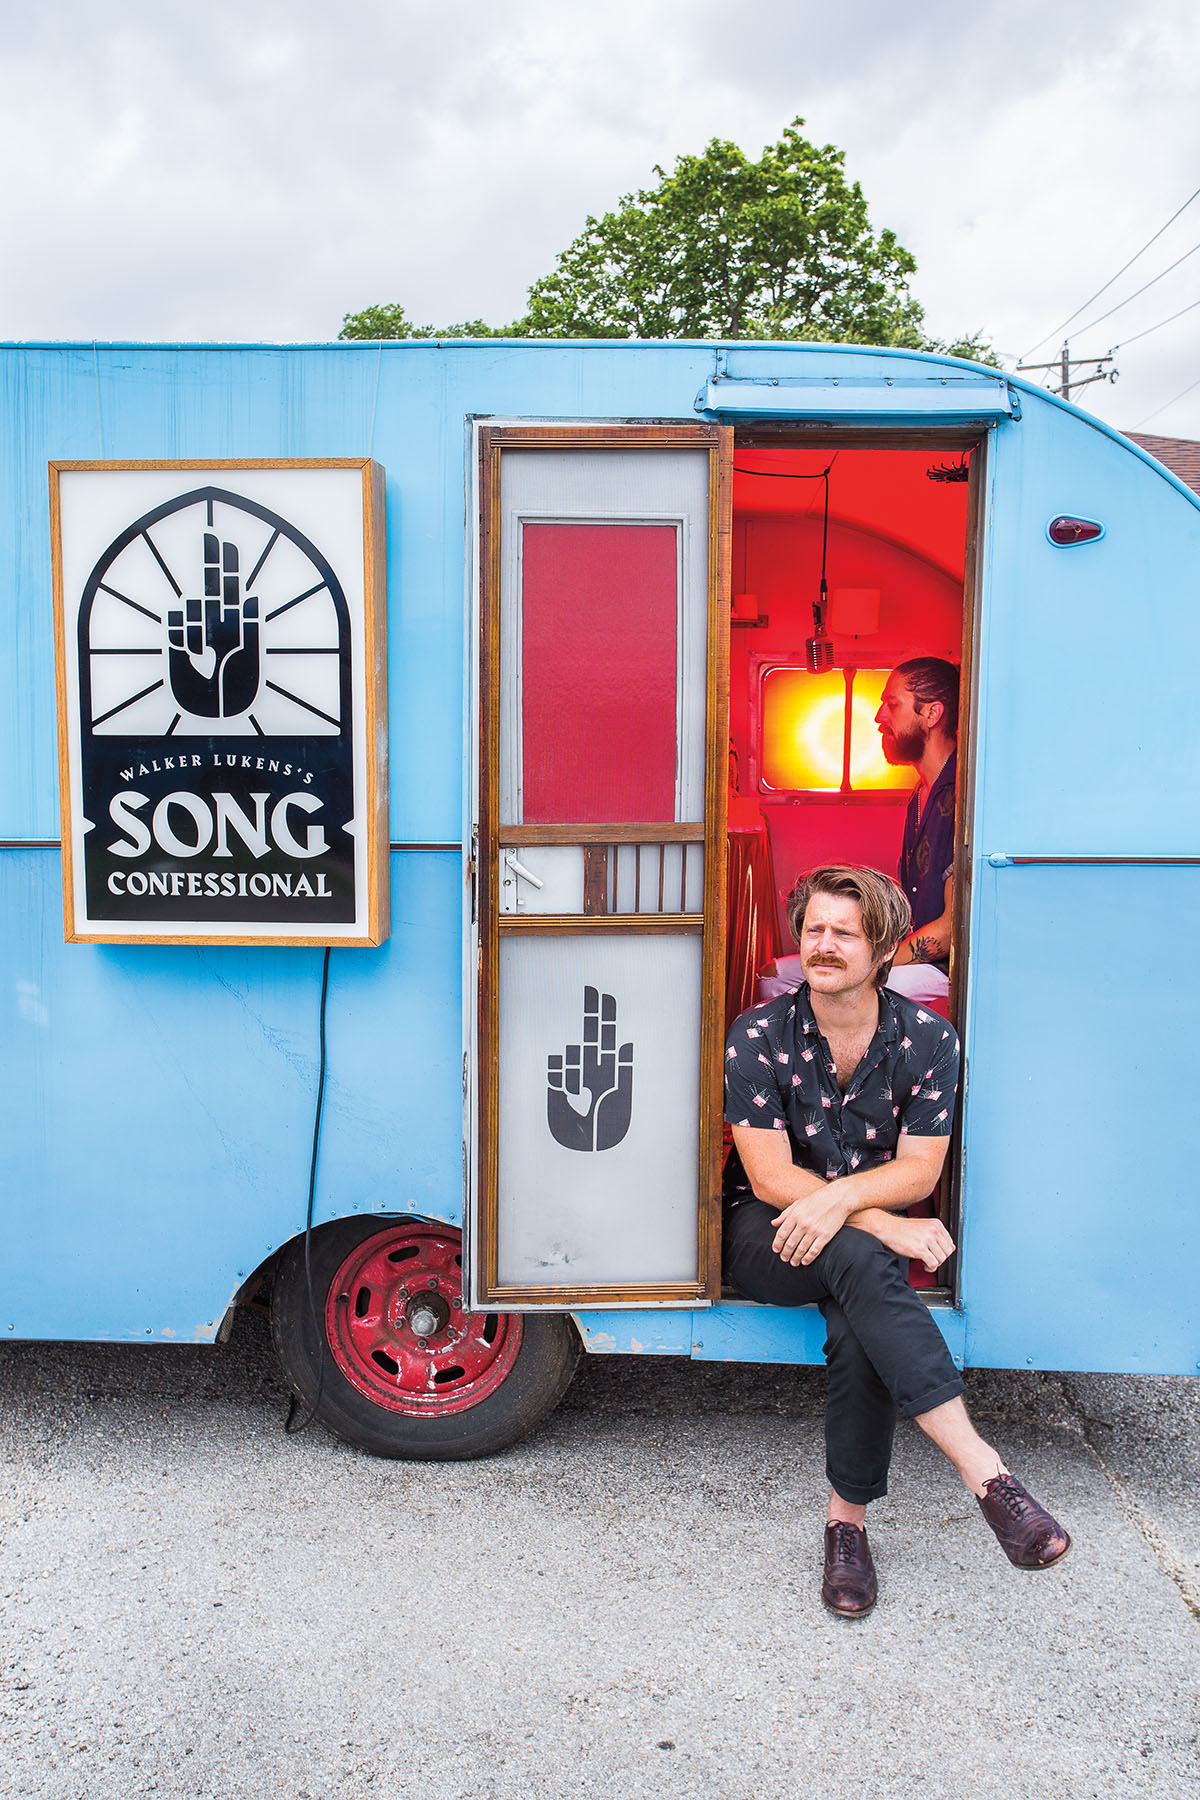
[{"xmin": 760, "ymin": 666, "xmax": 913, "ymax": 794}]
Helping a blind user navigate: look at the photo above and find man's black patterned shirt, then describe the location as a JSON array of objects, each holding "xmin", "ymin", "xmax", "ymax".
[
  {"xmin": 899, "ymin": 749, "xmax": 956, "ymax": 973},
  {"xmin": 723, "ymin": 981, "xmax": 960, "ymax": 1201}
]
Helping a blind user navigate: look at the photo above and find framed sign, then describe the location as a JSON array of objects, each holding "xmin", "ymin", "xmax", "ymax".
[{"xmin": 50, "ymin": 459, "xmax": 388, "ymax": 945}]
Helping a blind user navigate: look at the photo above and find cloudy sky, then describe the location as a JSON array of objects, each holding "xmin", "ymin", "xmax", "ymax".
[{"xmin": 4, "ymin": 0, "xmax": 1199, "ymax": 436}]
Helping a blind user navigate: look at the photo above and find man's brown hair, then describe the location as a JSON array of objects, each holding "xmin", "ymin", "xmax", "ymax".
[
  {"xmin": 786, "ymin": 865, "xmax": 913, "ymax": 977},
  {"xmin": 894, "ymin": 655, "xmax": 959, "ymax": 736}
]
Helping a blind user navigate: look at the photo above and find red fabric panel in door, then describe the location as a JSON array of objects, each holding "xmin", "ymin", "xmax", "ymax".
[{"xmin": 521, "ymin": 523, "xmax": 679, "ymax": 823}]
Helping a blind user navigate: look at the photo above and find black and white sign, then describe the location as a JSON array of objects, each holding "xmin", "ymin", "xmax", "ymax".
[{"xmin": 52, "ymin": 461, "xmax": 388, "ymax": 945}]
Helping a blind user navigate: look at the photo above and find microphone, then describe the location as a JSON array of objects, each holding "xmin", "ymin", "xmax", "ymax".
[
  {"xmin": 805, "ymin": 576, "xmax": 834, "ymax": 672},
  {"xmin": 805, "ymin": 632, "xmax": 835, "ymax": 672}
]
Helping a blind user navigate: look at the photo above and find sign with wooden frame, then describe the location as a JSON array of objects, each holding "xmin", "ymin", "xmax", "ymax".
[{"xmin": 50, "ymin": 459, "xmax": 389, "ymax": 946}]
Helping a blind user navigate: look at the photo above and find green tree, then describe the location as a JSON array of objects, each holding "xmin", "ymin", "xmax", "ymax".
[
  {"xmin": 338, "ymin": 302, "xmax": 501, "ymax": 341},
  {"xmin": 933, "ymin": 331, "xmax": 1000, "ymax": 366},
  {"xmin": 339, "ymin": 121, "xmax": 996, "ymax": 360},
  {"xmin": 518, "ymin": 122, "xmax": 927, "ymax": 344}
]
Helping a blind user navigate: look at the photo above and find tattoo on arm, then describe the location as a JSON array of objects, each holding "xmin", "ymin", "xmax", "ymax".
[{"xmin": 908, "ymin": 934, "xmax": 938, "ymax": 964}]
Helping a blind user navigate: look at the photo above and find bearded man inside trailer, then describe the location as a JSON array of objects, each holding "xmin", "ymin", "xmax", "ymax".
[
  {"xmin": 722, "ymin": 865, "xmax": 1070, "ymax": 1618},
  {"xmin": 877, "ymin": 656, "xmax": 959, "ymax": 1010}
]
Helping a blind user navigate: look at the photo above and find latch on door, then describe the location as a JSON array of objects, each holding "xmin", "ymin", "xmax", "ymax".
[{"xmin": 501, "ymin": 850, "xmax": 545, "ymax": 900}]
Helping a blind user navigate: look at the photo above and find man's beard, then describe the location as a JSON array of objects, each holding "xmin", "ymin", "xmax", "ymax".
[{"xmin": 880, "ymin": 721, "xmax": 926, "ymax": 765}]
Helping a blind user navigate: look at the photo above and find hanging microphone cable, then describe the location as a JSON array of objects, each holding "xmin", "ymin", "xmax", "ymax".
[
  {"xmin": 732, "ymin": 453, "xmax": 837, "ymax": 668},
  {"xmin": 805, "ymin": 466, "xmax": 835, "ymax": 673}
]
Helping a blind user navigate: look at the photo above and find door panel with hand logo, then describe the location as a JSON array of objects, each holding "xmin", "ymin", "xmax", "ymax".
[
  {"xmin": 546, "ymin": 986, "xmax": 633, "ymax": 1153},
  {"xmin": 496, "ymin": 936, "xmax": 701, "ymax": 1289}
]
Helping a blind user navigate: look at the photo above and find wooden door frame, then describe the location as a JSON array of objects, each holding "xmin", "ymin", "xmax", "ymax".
[{"xmin": 473, "ymin": 422, "xmax": 732, "ymax": 1306}]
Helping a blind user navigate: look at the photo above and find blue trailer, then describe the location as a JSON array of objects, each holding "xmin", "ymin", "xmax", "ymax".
[{"xmin": 3, "ymin": 337, "xmax": 1197, "ymax": 1458}]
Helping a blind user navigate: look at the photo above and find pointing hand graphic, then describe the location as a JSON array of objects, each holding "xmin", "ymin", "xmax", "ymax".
[
  {"xmin": 167, "ymin": 533, "xmax": 261, "ymax": 718},
  {"xmin": 547, "ymin": 986, "xmax": 633, "ymax": 1152}
]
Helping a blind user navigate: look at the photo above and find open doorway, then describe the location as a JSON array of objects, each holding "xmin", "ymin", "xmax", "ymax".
[
  {"xmin": 723, "ymin": 429, "xmax": 983, "ymax": 1296},
  {"xmin": 470, "ymin": 420, "xmax": 982, "ymax": 1311}
]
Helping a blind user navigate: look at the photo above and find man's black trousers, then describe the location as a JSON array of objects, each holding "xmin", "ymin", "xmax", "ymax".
[{"xmin": 723, "ymin": 1200, "xmax": 965, "ymax": 1504}]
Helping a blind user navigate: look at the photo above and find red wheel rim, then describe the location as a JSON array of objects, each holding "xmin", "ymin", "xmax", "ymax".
[{"xmin": 325, "ymin": 1222, "xmax": 523, "ymax": 1416}]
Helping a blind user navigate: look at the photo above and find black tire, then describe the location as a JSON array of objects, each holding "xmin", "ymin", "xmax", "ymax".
[{"xmin": 270, "ymin": 1215, "xmax": 580, "ymax": 1460}]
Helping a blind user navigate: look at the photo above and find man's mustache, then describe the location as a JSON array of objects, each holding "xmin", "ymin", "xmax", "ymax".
[{"xmin": 806, "ymin": 954, "xmax": 847, "ymax": 969}]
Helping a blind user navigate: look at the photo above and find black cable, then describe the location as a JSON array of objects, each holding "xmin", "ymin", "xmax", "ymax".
[
  {"xmin": 732, "ymin": 461, "xmax": 836, "ymax": 480},
  {"xmin": 1068, "ymin": 237, "xmax": 1200, "ymax": 339},
  {"xmin": 1133, "ymin": 370, "xmax": 1200, "ymax": 431},
  {"xmin": 733, "ymin": 458, "xmax": 839, "ymax": 626},
  {"xmin": 1020, "ymin": 185, "xmax": 1200, "ymax": 358},
  {"xmin": 284, "ymin": 945, "xmax": 332, "ymax": 1436},
  {"xmin": 817, "ymin": 468, "xmax": 830, "ymax": 625},
  {"xmin": 1111, "ymin": 295, "xmax": 1200, "ymax": 352}
]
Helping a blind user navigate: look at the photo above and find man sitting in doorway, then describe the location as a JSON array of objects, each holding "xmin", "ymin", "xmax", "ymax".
[
  {"xmin": 724, "ymin": 864, "xmax": 1070, "ymax": 1617},
  {"xmin": 877, "ymin": 656, "xmax": 958, "ymax": 1009}
]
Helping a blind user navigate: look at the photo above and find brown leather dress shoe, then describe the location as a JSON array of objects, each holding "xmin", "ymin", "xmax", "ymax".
[
  {"xmin": 977, "ymin": 1474, "xmax": 1072, "ymax": 1569},
  {"xmin": 822, "ymin": 1521, "xmax": 877, "ymax": 1617}
]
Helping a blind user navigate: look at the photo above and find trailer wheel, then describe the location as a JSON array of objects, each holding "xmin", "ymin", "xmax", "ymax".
[{"xmin": 270, "ymin": 1217, "xmax": 580, "ymax": 1459}]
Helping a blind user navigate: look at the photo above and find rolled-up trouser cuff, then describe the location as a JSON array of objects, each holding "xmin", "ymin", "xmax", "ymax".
[
  {"xmin": 827, "ymin": 1470, "xmax": 891, "ymax": 1506},
  {"xmin": 902, "ymin": 1374, "xmax": 966, "ymax": 1420}
]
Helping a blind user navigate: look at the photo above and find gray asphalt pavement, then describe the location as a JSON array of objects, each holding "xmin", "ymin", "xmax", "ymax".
[{"xmin": 0, "ymin": 1313, "xmax": 1197, "ymax": 1799}]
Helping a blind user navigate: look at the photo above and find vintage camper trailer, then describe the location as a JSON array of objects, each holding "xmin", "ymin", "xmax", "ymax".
[{"xmin": 3, "ymin": 338, "xmax": 1197, "ymax": 1458}]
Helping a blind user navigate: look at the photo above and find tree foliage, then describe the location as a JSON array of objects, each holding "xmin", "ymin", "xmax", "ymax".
[
  {"xmin": 339, "ymin": 121, "xmax": 996, "ymax": 361},
  {"xmin": 338, "ymin": 302, "xmax": 501, "ymax": 341},
  {"xmin": 518, "ymin": 123, "xmax": 926, "ymax": 344}
]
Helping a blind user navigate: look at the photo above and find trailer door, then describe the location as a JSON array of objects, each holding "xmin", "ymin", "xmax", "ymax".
[
  {"xmin": 471, "ymin": 424, "xmax": 730, "ymax": 1307},
  {"xmin": 961, "ymin": 413, "xmax": 1200, "ymax": 1374}
]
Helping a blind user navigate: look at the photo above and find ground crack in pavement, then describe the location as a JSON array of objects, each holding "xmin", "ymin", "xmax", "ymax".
[{"xmin": 1055, "ymin": 1374, "xmax": 1199, "ymax": 1624}]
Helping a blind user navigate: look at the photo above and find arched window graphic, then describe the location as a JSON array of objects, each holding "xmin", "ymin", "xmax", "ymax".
[{"xmin": 77, "ymin": 487, "xmax": 352, "ymax": 742}]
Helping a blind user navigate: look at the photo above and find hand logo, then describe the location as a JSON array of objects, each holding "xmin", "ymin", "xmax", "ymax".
[
  {"xmin": 547, "ymin": 986, "xmax": 634, "ymax": 1152},
  {"xmin": 167, "ymin": 532, "xmax": 261, "ymax": 718}
]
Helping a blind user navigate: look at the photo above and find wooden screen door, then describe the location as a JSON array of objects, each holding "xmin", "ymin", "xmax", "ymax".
[{"xmin": 471, "ymin": 423, "xmax": 731, "ymax": 1306}]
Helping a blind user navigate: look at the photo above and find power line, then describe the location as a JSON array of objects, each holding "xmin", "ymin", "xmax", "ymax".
[
  {"xmin": 1019, "ymin": 184, "xmax": 1200, "ymax": 359},
  {"xmin": 1019, "ymin": 290, "xmax": 1200, "ymax": 405},
  {"xmin": 1112, "ymin": 296, "xmax": 1200, "ymax": 352},
  {"xmin": 1069, "ymin": 237, "xmax": 1200, "ymax": 337},
  {"xmin": 1017, "ymin": 287, "xmax": 1200, "ymax": 402},
  {"xmin": 1133, "ymin": 371, "xmax": 1200, "ymax": 430}
]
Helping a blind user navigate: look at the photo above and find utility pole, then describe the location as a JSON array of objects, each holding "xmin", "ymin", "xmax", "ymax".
[{"xmin": 1016, "ymin": 342, "xmax": 1118, "ymax": 400}]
